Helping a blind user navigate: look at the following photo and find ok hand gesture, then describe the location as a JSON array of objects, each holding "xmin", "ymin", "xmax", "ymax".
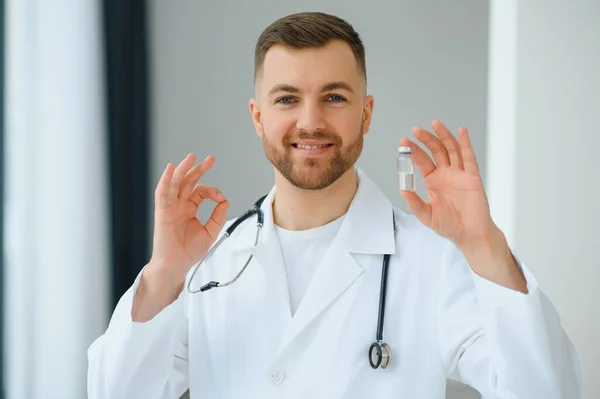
[{"xmin": 150, "ymin": 154, "xmax": 229, "ymax": 287}]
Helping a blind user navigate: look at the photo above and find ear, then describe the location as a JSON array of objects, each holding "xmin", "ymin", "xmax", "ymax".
[
  {"xmin": 249, "ymin": 98, "xmax": 263, "ymax": 138},
  {"xmin": 361, "ymin": 95, "xmax": 375, "ymax": 135}
]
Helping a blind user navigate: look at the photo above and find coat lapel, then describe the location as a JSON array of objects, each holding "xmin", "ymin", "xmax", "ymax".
[
  {"xmin": 276, "ymin": 240, "xmax": 363, "ymax": 356},
  {"xmin": 248, "ymin": 233, "xmax": 291, "ymax": 313},
  {"xmin": 230, "ymin": 168, "xmax": 397, "ymax": 357},
  {"xmin": 275, "ymin": 168, "xmax": 397, "ymax": 357},
  {"xmin": 231, "ymin": 187, "xmax": 292, "ymax": 316}
]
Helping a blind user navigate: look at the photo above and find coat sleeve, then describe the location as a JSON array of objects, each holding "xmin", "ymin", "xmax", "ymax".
[
  {"xmin": 437, "ymin": 241, "xmax": 582, "ymax": 399},
  {"xmin": 87, "ymin": 267, "xmax": 190, "ymax": 399}
]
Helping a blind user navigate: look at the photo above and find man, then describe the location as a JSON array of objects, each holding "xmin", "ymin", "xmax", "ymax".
[{"xmin": 87, "ymin": 12, "xmax": 581, "ymax": 398}]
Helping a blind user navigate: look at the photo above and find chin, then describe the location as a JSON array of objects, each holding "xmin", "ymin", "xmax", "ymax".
[{"xmin": 287, "ymin": 163, "xmax": 345, "ymax": 191}]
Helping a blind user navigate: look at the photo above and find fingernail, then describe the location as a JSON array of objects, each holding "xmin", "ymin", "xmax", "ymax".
[{"xmin": 216, "ymin": 190, "xmax": 224, "ymax": 199}]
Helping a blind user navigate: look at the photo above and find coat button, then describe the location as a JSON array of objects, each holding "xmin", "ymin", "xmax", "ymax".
[{"xmin": 268, "ymin": 367, "xmax": 284, "ymax": 385}]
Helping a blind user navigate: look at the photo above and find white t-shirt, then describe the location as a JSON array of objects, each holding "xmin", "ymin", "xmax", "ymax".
[{"xmin": 274, "ymin": 216, "xmax": 345, "ymax": 316}]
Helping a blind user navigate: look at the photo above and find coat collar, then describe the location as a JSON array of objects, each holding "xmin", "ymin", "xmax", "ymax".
[
  {"xmin": 230, "ymin": 167, "xmax": 396, "ymax": 256},
  {"xmin": 226, "ymin": 167, "xmax": 398, "ymax": 355}
]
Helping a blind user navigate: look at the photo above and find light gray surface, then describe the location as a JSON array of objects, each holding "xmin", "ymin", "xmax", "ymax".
[
  {"xmin": 486, "ymin": 1, "xmax": 598, "ymax": 396},
  {"xmin": 512, "ymin": 0, "xmax": 599, "ymax": 396},
  {"xmin": 149, "ymin": 1, "xmax": 489, "ymax": 398}
]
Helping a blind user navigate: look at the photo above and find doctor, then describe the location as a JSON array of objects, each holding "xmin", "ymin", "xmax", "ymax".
[{"xmin": 87, "ymin": 11, "xmax": 581, "ymax": 399}]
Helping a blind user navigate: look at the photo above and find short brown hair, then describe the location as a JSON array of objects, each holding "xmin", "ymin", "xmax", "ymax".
[{"xmin": 254, "ymin": 12, "xmax": 366, "ymax": 83}]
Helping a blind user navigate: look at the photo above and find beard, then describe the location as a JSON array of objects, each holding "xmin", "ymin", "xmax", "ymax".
[{"xmin": 261, "ymin": 125, "xmax": 364, "ymax": 190}]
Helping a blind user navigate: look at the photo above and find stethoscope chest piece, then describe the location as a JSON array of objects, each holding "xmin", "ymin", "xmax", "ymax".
[{"xmin": 369, "ymin": 341, "xmax": 391, "ymax": 369}]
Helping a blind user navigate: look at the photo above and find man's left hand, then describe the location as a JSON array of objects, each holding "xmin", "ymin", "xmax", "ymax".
[{"xmin": 399, "ymin": 120, "xmax": 527, "ymax": 293}]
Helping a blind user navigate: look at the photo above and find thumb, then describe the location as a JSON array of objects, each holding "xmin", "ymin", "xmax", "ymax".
[
  {"xmin": 205, "ymin": 199, "xmax": 230, "ymax": 242},
  {"xmin": 400, "ymin": 190, "xmax": 431, "ymax": 227}
]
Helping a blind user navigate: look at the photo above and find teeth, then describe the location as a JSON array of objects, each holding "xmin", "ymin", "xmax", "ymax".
[{"xmin": 296, "ymin": 144, "xmax": 330, "ymax": 149}]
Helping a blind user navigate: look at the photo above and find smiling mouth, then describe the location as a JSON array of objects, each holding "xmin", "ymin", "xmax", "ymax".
[{"xmin": 292, "ymin": 143, "xmax": 334, "ymax": 149}]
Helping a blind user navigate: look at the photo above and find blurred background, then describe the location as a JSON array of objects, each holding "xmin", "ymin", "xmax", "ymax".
[{"xmin": 1, "ymin": 0, "xmax": 598, "ymax": 398}]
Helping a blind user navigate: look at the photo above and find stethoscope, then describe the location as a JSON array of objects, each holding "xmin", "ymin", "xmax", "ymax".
[{"xmin": 186, "ymin": 195, "xmax": 393, "ymax": 370}]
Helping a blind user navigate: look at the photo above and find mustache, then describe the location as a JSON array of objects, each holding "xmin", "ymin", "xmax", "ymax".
[{"xmin": 283, "ymin": 129, "xmax": 342, "ymax": 146}]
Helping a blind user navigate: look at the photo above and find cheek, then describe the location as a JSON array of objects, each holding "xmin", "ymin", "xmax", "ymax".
[
  {"xmin": 261, "ymin": 111, "xmax": 296, "ymax": 140},
  {"xmin": 326, "ymin": 111, "xmax": 362, "ymax": 141}
]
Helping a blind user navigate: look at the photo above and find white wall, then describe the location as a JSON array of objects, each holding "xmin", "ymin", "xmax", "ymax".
[
  {"xmin": 149, "ymin": 2, "xmax": 489, "ymax": 398},
  {"xmin": 4, "ymin": 1, "xmax": 109, "ymax": 398},
  {"xmin": 487, "ymin": 1, "xmax": 599, "ymax": 397}
]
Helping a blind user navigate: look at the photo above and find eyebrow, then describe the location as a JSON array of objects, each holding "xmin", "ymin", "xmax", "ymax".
[
  {"xmin": 320, "ymin": 81, "xmax": 355, "ymax": 94},
  {"xmin": 268, "ymin": 81, "xmax": 355, "ymax": 96}
]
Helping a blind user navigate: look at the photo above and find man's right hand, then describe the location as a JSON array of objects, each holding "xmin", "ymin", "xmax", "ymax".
[{"xmin": 132, "ymin": 153, "xmax": 229, "ymax": 322}]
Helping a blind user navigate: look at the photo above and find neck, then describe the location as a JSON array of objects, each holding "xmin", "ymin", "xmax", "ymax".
[{"xmin": 272, "ymin": 167, "xmax": 358, "ymax": 231}]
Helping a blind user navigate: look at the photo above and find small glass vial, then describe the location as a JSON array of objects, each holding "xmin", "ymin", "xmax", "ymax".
[{"xmin": 397, "ymin": 146, "xmax": 415, "ymax": 191}]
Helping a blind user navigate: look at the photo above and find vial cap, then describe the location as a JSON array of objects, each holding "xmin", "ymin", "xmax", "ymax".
[{"xmin": 398, "ymin": 146, "xmax": 412, "ymax": 154}]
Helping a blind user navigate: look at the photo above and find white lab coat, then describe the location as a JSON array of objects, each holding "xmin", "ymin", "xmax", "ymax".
[{"xmin": 87, "ymin": 168, "xmax": 581, "ymax": 399}]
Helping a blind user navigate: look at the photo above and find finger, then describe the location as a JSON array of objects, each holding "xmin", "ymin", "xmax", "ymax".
[
  {"xmin": 412, "ymin": 126, "xmax": 450, "ymax": 168},
  {"xmin": 180, "ymin": 155, "xmax": 216, "ymax": 199},
  {"xmin": 457, "ymin": 126, "xmax": 480, "ymax": 174},
  {"xmin": 189, "ymin": 184, "xmax": 225, "ymax": 208},
  {"xmin": 431, "ymin": 120, "xmax": 464, "ymax": 169},
  {"xmin": 399, "ymin": 137, "xmax": 436, "ymax": 178},
  {"xmin": 400, "ymin": 191, "xmax": 431, "ymax": 227},
  {"xmin": 155, "ymin": 163, "xmax": 175, "ymax": 208},
  {"xmin": 169, "ymin": 153, "xmax": 196, "ymax": 204},
  {"xmin": 204, "ymin": 200, "xmax": 230, "ymax": 242}
]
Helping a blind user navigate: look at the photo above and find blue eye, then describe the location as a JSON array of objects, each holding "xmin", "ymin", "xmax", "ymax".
[
  {"xmin": 328, "ymin": 95, "xmax": 345, "ymax": 102},
  {"xmin": 277, "ymin": 96, "xmax": 295, "ymax": 104}
]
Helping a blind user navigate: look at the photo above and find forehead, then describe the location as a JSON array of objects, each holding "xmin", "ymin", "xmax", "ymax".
[{"xmin": 258, "ymin": 40, "xmax": 364, "ymax": 93}]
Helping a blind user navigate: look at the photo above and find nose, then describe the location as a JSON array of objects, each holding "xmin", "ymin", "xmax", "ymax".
[{"xmin": 296, "ymin": 101, "xmax": 325, "ymax": 133}]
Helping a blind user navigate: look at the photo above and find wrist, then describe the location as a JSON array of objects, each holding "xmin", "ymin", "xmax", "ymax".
[
  {"xmin": 458, "ymin": 226, "xmax": 508, "ymax": 263},
  {"xmin": 132, "ymin": 264, "xmax": 183, "ymax": 323},
  {"xmin": 144, "ymin": 260, "xmax": 185, "ymax": 296},
  {"xmin": 458, "ymin": 227, "xmax": 528, "ymax": 293}
]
